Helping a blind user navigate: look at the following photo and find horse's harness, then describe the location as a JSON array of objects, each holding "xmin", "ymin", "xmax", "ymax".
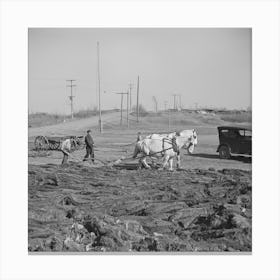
[
  {"xmin": 161, "ymin": 132, "xmax": 196, "ymax": 156},
  {"xmin": 145, "ymin": 131, "xmax": 196, "ymax": 157},
  {"xmin": 161, "ymin": 137, "xmax": 179, "ymax": 156}
]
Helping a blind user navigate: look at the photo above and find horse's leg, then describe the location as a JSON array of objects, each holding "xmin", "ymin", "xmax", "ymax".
[
  {"xmin": 162, "ymin": 155, "xmax": 169, "ymax": 169},
  {"xmin": 141, "ymin": 157, "xmax": 151, "ymax": 169},
  {"xmin": 132, "ymin": 145, "xmax": 139, "ymax": 158},
  {"xmin": 176, "ymin": 153, "xmax": 181, "ymax": 169},
  {"xmin": 151, "ymin": 157, "xmax": 157, "ymax": 168},
  {"xmin": 168, "ymin": 158, "xmax": 174, "ymax": 171},
  {"xmin": 140, "ymin": 146, "xmax": 152, "ymax": 169},
  {"xmin": 137, "ymin": 158, "xmax": 143, "ymax": 169}
]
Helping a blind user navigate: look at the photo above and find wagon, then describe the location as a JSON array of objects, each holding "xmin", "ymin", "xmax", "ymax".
[
  {"xmin": 34, "ymin": 135, "xmax": 85, "ymax": 151},
  {"xmin": 217, "ymin": 126, "xmax": 252, "ymax": 159}
]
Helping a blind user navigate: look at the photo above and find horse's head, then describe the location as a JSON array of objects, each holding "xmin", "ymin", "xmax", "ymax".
[
  {"xmin": 192, "ymin": 129, "xmax": 198, "ymax": 145},
  {"xmin": 180, "ymin": 129, "xmax": 198, "ymax": 147},
  {"xmin": 182, "ymin": 129, "xmax": 197, "ymax": 154}
]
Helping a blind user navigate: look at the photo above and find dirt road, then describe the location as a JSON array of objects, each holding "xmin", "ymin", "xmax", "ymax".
[
  {"xmin": 28, "ymin": 111, "xmax": 121, "ymax": 138},
  {"xmin": 29, "ymin": 111, "xmax": 251, "ymax": 170}
]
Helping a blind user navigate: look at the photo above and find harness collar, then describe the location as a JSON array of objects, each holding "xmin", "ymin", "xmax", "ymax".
[{"xmin": 161, "ymin": 137, "xmax": 179, "ymax": 155}]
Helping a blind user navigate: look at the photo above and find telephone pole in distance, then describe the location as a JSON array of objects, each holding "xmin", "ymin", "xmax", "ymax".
[
  {"xmin": 116, "ymin": 92, "xmax": 129, "ymax": 127},
  {"xmin": 66, "ymin": 79, "xmax": 76, "ymax": 119},
  {"xmin": 97, "ymin": 41, "xmax": 103, "ymax": 133},
  {"xmin": 136, "ymin": 76, "xmax": 140, "ymax": 123},
  {"xmin": 128, "ymin": 83, "xmax": 133, "ymax": 112}
]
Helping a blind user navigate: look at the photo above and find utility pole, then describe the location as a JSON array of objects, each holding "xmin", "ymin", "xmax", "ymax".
[
  {"xmin": 178, "ymin": 94, "xmax": 182, "ymax": 110},
  {"xmin": 66, "ymin": 79, "xmax": 76, "ymax": 119},
  {"xmin": 172, "ymin": 94, "xmax": 177, "ymax": 110},
  {"xmin": 164, "ymin": 101, "xmax": 168, "ymax": 111},
  {"xmin": 116, "ymin": 92, "xmax": 124, "ymax": 125},
  {"xmin": 97, "ymin": 42, "xmax": 102, "ymax": 133},
  {"xmin": 121, "ymin": 94, "xmax": 123, "ymax": 125},
  {"xmin": 152, "ymin": 96, "xmax": 158, "ymax": 113},
  {"xmin": 168, "ymin": 107, "xmax": 170, "ymax": 129},
  {"xmin": 136, "ymin": 76, "xmax": 139, "ymax": 123},
  {"xmin": 116, "ymin": 92, "xmax": 129, "ymax": 127},
  {"xmin": 165, "ymin": 101, "xmax": 170, "ymax": 129},
  {"xmin": 126, "ymin": 91, "xmax": 129, "ymax": 128},
  {"xmin": 128, "ymin": 83, "xmax": 133, "ymax": 112}
]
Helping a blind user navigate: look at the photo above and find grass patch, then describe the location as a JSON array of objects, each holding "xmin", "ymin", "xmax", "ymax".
[
  {"xmin": 28, "ymin": 109, "xmax": 120, "ymax": 128},
  {"xmin": 219, "ymin": 112, "xmax": 251, "ymax": 123},
  {"xmin": 28, "ymin": 113, "xmax": 68, "ymax": 128}
]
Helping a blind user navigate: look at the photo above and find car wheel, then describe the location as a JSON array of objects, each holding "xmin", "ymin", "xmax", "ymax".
[{"xmin": 219, "ymin": 145, "xmax": 230, "ymax": 159}]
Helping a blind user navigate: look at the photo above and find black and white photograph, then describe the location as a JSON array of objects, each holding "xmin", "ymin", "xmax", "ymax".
[
  {"xmin": 28, "ymin": 28, "xmax": 252, "ymax": 253},
  {"xmin": 1, "ymin": 0, "xmax": 280, "ymax": 279}
]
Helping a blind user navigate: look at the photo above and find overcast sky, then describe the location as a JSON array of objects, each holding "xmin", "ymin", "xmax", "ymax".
[{"xmin": 29, "ymin": 28, "xmax": 251, "ymax": 114}]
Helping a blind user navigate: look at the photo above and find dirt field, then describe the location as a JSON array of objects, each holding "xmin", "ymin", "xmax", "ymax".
[{"xmin": 28, "ymin": 111, "xmax": 252, "ymax": 252}]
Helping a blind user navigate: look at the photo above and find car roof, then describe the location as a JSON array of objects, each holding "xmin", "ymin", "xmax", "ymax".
[{"xmin": 218, "ymin": 126, "xmax": 252, "ymax": 131}]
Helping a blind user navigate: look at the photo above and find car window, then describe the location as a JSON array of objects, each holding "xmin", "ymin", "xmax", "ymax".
[
  {"xmin": 220, "ymin": 129, "xmax": 229, "ymax": 137},
  {"xmin": 245, "ymin": 130, "xmax": 252, "ymax": 137},
  {"xmin": 221, "ymin": 129, "xmax": 239, "ymax": 138},
  {"xmin": 238, "ymin": 130, "xmax": 245, "ymax": 136}
]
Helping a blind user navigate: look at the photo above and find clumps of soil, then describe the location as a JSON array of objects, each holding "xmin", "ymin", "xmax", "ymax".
[
  {"xmin": 28, "ymin": 164, "xmax": 252, "ymax": 252},
  {"xmin": 29, "ymin": 150, "xmax": 51, "ymax": 157},
  {"xmin": 190, "ymin": 205, "xmax": 236, "ymax": 239},
  {"xmin": 58, "ymin": 195, "xmax": 80, "ymax": 206}
]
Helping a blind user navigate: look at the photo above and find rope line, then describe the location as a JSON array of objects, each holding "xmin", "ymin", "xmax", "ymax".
[
  {"xmin": 35, "ymin": 131, "xmax": 193, "ymax": 167},
  {"xmin": 63, "ymin": 145, "xmax": 176, "ymax": 167}
]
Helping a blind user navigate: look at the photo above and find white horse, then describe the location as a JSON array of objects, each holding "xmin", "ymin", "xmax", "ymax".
[
  {"xmin": 146, "ymin": 129, "xmax": 198, "ymax": 154},
  {"xmin": 132, "ymin": 133, "xmax": 194, "ymax": 170},
  {"xmin": 179, "ymin": 129, "xmax": 198, "ymax": 153}
]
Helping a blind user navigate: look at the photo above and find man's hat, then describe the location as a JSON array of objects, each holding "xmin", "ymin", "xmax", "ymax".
[{"xmin": 87, "ymin": 129, "xmax": 92, "ymax": 133}]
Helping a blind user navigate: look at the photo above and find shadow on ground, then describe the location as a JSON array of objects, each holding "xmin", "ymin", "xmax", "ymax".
[{"xmin": 189, "ymin": 153, "xmax": 252, "ymax": 163}]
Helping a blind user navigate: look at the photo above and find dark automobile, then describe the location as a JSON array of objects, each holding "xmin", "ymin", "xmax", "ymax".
[{"xmin": 217, "ymin": 126, "xmax": 252, "ymax": 159}]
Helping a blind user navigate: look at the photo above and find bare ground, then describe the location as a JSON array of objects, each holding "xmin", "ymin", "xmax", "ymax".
[
  {"xmin": 28, "ymin": 111, "xmax": 252, "ymax": 252},
  {"xmin": 28, "ymin": 163, "xmax": 251, "ymax": 252}
]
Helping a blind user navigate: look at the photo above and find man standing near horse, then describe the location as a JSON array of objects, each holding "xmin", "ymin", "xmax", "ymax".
[{"xmin": 83, "ymin": 129, "xmax": 95, "ymax": 163}]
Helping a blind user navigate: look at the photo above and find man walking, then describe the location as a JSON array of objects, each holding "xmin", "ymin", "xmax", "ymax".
[{"xmin": 83, "ymin": 129, "xmax": 95, "ymax": 163}]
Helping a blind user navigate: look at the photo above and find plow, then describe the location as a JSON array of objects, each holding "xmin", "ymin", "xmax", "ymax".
[{"xmin": 32, "ymin": 131, "xmax": 196, "ymax": 170}]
